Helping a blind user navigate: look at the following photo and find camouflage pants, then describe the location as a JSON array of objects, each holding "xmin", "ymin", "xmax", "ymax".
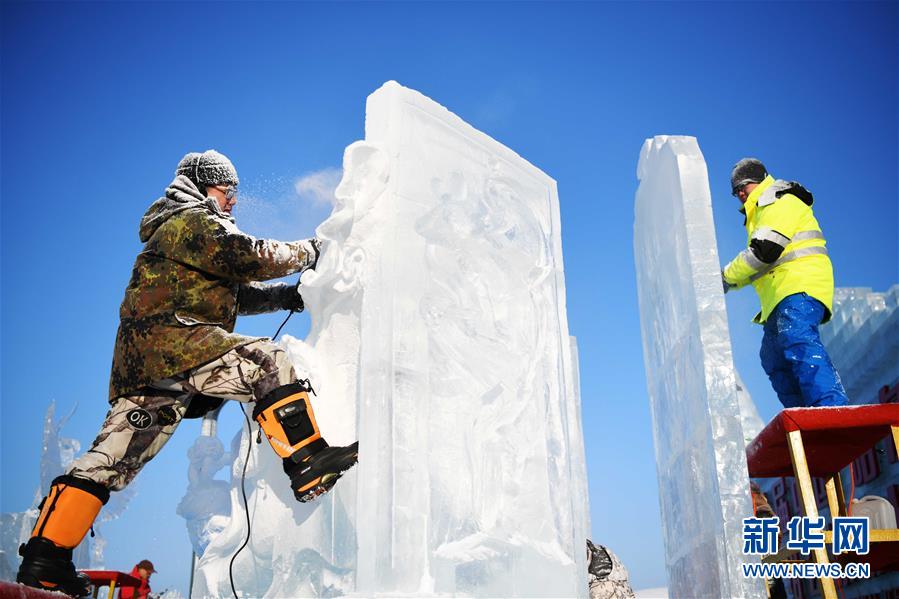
[{"xmin": 67, "ymin": 340, "xmax": 297, "ymax": 491}]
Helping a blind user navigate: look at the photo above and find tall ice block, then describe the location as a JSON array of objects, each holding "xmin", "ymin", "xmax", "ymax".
[
  {"xmin": 192, "ymin": 81, "xmax": 589, "ymax": 598},
  {"xmin": 352, "ymin": 81, "xmax": 589, "ymax": 597},
  {"xmin": 633, "ymin": 136, "xmax": 765, "ymax": 598}
]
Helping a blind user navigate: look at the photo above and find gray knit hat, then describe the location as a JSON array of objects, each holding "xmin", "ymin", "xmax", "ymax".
[
  {"xmin": 730, "ymin": 158, "xmax": 767, "ymax": 194},
  {"xmin": 176, "ymin": 150, "xmax": 239, "ymax": 192}
]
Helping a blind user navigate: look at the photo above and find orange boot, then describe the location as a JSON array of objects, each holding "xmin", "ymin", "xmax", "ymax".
[
  {"xmin": 253, "ymin": 380, "xmax": 358, "ymax": 502},
  {"xmin": 17, "ymin": 475, "xmax": 109, "ymax": 597}
]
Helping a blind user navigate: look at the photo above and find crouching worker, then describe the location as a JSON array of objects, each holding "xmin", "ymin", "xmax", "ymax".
[{"xmin": 17, "ymin": 150, "xmax": 358, "ymax": 596}]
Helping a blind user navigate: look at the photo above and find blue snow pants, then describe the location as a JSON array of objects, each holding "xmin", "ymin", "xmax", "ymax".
[{"xmin": 760, "ymin": 293, "xmax": 849, "ymax": 408}]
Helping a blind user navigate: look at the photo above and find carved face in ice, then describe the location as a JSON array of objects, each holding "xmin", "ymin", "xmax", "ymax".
[{"xmin": 299, "ymin": 143, "xmax": 390, "ymax": 311}]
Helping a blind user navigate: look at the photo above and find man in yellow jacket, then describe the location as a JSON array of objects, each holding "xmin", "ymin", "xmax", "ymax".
[{"xmin": 722, "ymin": 158, "xmax": 848, "ymax": 409}]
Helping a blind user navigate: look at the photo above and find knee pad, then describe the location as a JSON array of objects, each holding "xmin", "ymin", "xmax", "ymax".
[
  {"xmin": 183, "ymin": 394, "xmax": 225, "ymax": 419},
  {"xmin": 31, "ymin": 475, "xmax": 109, "ymax": 549},
  {"xmin": 253, "ymin": 381, "xmax": 327, "ymax": 469}
]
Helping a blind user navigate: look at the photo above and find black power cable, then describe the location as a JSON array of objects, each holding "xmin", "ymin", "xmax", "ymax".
[
  {"xmin": 228, "ymin": 283, "xmax": 299, "ymax": 599},
  {"xmin": 228, "ymin": 303, "xmax": 297, "ymax": 598},
  {"xmin": 229, "ymin": 404, "xmax": 254, "ymax": 599},
  {"xmin": 272, "ymin": 309, "xmax": 296, "ymax": 342}
]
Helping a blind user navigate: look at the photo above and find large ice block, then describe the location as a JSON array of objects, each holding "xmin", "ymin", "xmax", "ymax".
[
  {"xmin": 633, "ymin": 136, "xmax": 765, "ymax": 598},
  {"xmin": 191, "ymin": 81, "xmax": 589, "ymax": 598}
]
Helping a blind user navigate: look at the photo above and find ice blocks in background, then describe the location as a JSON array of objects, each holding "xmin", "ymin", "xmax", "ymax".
[
  {"xmin": 820, "ymin": 285, "xmax": 899, "ymax": 403},
  {"xmin": 633, "ymin": 136, "xmax": 765, "ymax": 598},
  {"xmin": 735, "ymin": 371, "xmax": 764, "ymax": 447},
  {"xmin": 192, "ymin": 81, "xmax": 589, "ymax": 597}
]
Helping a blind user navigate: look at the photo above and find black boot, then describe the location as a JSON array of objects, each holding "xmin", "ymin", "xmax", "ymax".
[
  {"xmin": 254, "ymin": 381, "xmax": 359, "ymax": 502},
  {"xmin": 286, "ymin": 440, "xmax": 359, "ymax": 502},
  {"xmin": 17, "ymin": 537, "xmax": 92, "ymax": 597}
]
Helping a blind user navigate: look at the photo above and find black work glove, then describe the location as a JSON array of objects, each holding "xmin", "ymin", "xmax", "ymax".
[
  {"xmin": 278, "ymin": 283, "xmax": 305, "ymax": 312},
  {"xmin": 722, "ymin": 271, "xmax": 735, "ymax": 294},
  {"xmin": 238, "ymin": 282, "xmax": 304, "ymax": 315}
]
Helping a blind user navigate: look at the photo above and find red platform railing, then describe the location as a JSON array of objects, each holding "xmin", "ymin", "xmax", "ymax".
[
  {"xmin": 80, "ymin": 571, "xmax": 140, "ymax": 598},
  {"xmin": 0, "ymin": 580, "xmax": 68, "ymax": 598}
]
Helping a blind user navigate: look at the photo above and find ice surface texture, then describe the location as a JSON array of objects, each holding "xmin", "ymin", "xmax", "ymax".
[
  {"xmin": 633, "ymin": 136, "xmax": 765, "ymax": 599},
  {"xmin": 192, "ymin": 81, "xmax": 589, "ymax": 597},
  {"xmin": 820, "ymin": 285, "xmax": 899, "ymax": 403},
  {"xmin": 735, "ymin": 371, "xmax": 764, "ymax": 446}
]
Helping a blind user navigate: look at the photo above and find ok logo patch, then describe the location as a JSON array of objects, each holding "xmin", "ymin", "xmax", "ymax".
[{"xmin": 126, "ymin": 408, "xmax": 153, "ymax": 430}]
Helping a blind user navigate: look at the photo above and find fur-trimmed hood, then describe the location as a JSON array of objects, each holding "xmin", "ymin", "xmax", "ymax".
[{"xmin": 139, "ymin": 175, "xmax": 233, "ymax": 242}]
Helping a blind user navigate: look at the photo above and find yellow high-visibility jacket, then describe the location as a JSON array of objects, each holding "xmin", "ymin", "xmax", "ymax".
[{"xmin": 722, "ymin": 175, "xmax": 834, "ymax": 324}]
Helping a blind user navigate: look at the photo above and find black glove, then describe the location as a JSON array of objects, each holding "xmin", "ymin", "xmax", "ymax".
[
  {"xmin": 278, "ymin": 283, "xmax": 305, "ymax": 312},
  {"xmin": 722, "ymin": 271, "xmax": 735, "ymax": 294},
  {"xmin": 238, "ymin": 282, "xmax": 304, "ymax": 315}
]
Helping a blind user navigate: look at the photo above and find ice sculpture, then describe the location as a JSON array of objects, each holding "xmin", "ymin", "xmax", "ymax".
[
  {"xmin": 39, "ymin": 401, "xmax": 80, "ymax": 494},
  {"xmin": 0, "ymin": 512, "xmax": 35, "ymax": 583},
  {"xmin": 1, "ymin": 402, "xmax": 103, "ymax": 578},
  {"xmin": 633, "ymin": 136, "xmax": 765, "ymax": 598},
  {"xmin": 177, "ymin": 412, "xmax": 232, "ymax": 556},
  {"xmin": 191, "ymin": 81, "xmax": 589, "ymax": 597},
  {"xmin": 820, "ymin": 285, "xmax": 899, "ymax": 403}
]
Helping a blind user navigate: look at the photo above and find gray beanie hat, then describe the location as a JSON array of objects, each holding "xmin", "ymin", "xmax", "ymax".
[
  {"xmin": 730, "ymin": 158, "xmax": 767, "ymax": 194},
  {"xmin": 176, "ymin": 150, "xmax": 239, "ymax": 192}
]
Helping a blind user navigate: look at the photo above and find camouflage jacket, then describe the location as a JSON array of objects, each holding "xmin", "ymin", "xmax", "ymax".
[{"xmin": 109, "ymin": 175, "xmax": 315, "ymax": 400}]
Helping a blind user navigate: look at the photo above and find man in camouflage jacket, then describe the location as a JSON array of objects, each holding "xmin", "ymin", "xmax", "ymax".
[
  {"xmin": 17, "ymin": 151, "xmax": 358, "ymax": 596},
  {"xmin": 110, "ymin": 156, "xmax": 315, "ymax": 400}
]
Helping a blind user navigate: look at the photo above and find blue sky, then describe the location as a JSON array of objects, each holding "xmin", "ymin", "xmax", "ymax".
[{"xmin": 2, "ymin": 1, "xmax": 896, "ymax": 595}]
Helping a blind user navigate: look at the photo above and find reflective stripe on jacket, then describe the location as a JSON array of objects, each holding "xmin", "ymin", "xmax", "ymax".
[{"xmin": 722, "ymin": 175, "xmax": 834, "ymax": 324}]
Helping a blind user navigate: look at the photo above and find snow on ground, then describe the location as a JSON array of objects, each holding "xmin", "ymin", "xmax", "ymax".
[{"xmin": 633, "ymin": 587, "xmax": 668, "ymax": 598}]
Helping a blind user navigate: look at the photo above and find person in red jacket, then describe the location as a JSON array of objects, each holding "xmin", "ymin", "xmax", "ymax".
[{"xmin": 120, "ymin": 559, "xmax": 154, "ymax": 599}]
